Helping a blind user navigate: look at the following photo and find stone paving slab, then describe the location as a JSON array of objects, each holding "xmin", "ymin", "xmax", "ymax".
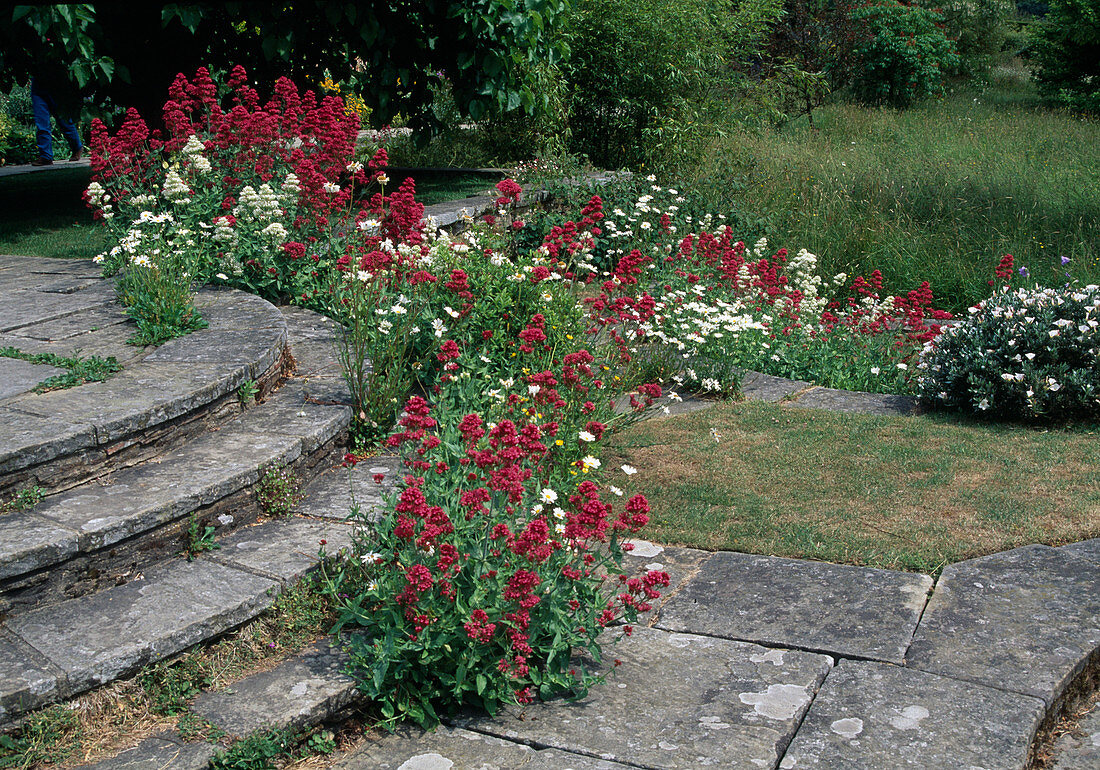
[
  {"xmin": 0, "ymin": 329, "xmax": 147, "ymax": 366},
  {"xmin": 451, "ymin": 626, "xmax": 833, "ymax": 770},
  {"xmin": 0, "ymin": 284, "xmax": 116, "ymax": 333},
  {"xmin": 906, "ymin": 544, "xmax": 1100, "ymax": 707},
  {"xmin": 144, "ymin": 326, "xmax": 287, "ymax": 380},
  {"xmin": 779, "ymin": 659, "xmax": 1045, "ymax": 769},
  {"xmin": 0, "ymin": 357, "xmax": 66, "ymax": 400},
  {"xmin": 620, "ymin": 540, "xmax": 709, "ymax": 620},
  {"xmin": 209, "ymin": 518, "xmax": 355, "ymax": 584},
  {"xmin": 1051, "ymin": 701, "xmax": 1100, "ymax": 770},
  {"xmin": 6, "ymin": 559, "xmax": 278, "ymax": 696},
  {"xmin": 655, "ymin": 551, "xmax": 932, "ymax": 663},
  {"xmin": 73, "ymin": 732, "xmax": 217, "ymax": 770},
  {"xmin": 739, "ymin": 371, "xmax": 811, "ymax": 403},
  {"xmin": 301, "ymin": 458, "xmax": 402, "ymax": 523},
  {"xmin": 3, "ymin": 302, "xmax": 129, "ymax": 341},
  {"xmin": 193, "ymin": 639, "xmax": 357, "ymax": 738},
  {"xmin": 244, "ymin": 388, "xmax": 350, "ymax": 454},
  {"xmin": 0, "ymin": 407, "xmax": 96, "ymax": 475},
  {"xmin": 7, "ymin": 360, "xmax": 254, "ymax": 445},
  {"xmin": 785, "ymin": 386, "xmax": 919, "ymax": 416},
  {"xmin": 337, "ymin": 726, "xmax": 634, "ymax": 770},
  {"xmin": 194, "ymin": 290, "xmax": 288, "ymax": 331},
  {"xmin": 1060, "ymin": 538, "xmax": 1100, "ymax": 564},
  {"xmin": 0, "ymin": 632, "xmax": 61, "ymax": 724},
  {"xmin": 31, "ymin": 427, "xmax": 303, "ymax": 552},
  {"xmin": 0, "ymin": 511, "xmax": 78, "ymax": 580}
]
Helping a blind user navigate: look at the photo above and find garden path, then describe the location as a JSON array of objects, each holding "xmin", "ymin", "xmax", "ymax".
[{"xmin": 0, "ymin": 235, "xmax": 1094, "ymax": 769}]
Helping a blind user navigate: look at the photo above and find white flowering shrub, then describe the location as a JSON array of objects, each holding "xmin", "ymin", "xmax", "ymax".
[{"xmin": 918, "ymin": 283, "xmax": 1100, "ymax": 421}]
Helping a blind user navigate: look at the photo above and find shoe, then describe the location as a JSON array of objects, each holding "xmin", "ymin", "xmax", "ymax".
[
  {"xmin": 31, "ymin": 157, "xmax": 53, "ymax": 166},
  {"xmin": 69, "ymin": 149, "xmax": 82, "ymax": 162}
]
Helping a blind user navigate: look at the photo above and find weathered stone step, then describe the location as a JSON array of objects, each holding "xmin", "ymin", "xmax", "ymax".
[
  {"xmin": 0, "ymin": 382, "xmax": 351, "ymax": 616},
  {"xmin": 0, "ymin": 286, "xmax": 290, "ymax": 498},
  {"xmin": 0, "ymin": 456, "xmax": 402, "ymax": 729}
]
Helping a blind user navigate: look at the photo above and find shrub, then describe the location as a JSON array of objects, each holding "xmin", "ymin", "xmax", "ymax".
[
  {"xmin": 914, "ymin": 0, "xmax": 1014, "ymax": 74},
  {"xmin": 919, "ymin": 259, "xmax": 1100, "ymax": 421},
  {"xmin": 849, "ymin": 0, "xmax": 960, "ymax": 107},
  {"xmin": 1030, "ymin": 0, "xmax": 1100, "ymax": 114}
]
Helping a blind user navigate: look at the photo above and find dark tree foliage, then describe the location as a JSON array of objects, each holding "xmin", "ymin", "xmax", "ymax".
[
  {"xmin": 0, "ymin": 2, "xmax": 570, "ymax": 129},
  {"xmin": 1031, "ymin": 0, "xmax": 1100, "ymax": 113}
]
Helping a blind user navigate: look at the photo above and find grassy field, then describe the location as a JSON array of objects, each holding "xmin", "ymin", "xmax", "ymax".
[
  {"xmin": 606, "ymin": 400, "xmax": 1100, "ymax": 574},
  {"xmin": 690, "ymin": 61, "xmax": 1100, "ymax": 313}
]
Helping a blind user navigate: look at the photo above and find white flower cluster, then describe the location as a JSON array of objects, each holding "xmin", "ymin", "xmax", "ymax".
[
  {"xmin": 162, "ymin": 169, "xmax": 192, "ymax": 204},
  {"xmin": 235, "ymin": 183, "xmax": 285, "ymax": 223}
]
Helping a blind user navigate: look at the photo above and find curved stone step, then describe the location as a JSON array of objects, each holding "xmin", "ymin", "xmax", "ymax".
[
  {"xmin": 0, "ymin": 284, "xmax": 290, "ymax": 498},
  {"xmin": 0, "ymin": 383, "xmax": 350, "ymax": 616}
]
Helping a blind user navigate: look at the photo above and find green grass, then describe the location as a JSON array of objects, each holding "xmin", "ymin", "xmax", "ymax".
[
  {"xmin": 0, "ymin": 346, "xmax": 122, "ymax": 392},
  {"xmin": 0, "ymin": 167, "xmax": 108, "ymax": 259},
  {"xmin": 685, "ymin": 61, "xmax": 1100, "ymax": 313},
  {"xmin": 605, "ymin": 400, "xmax": 1100, "ymax": 573}
]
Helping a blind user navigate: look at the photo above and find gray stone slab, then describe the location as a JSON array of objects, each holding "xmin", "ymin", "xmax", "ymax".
[
  {"xmin": 451, "ymin": 626, "xmax": 833, "ymax": 770},
  {"xmin": 10, "ymin": 360, "xmax": 253, "ymax": 444},
  {"xmin": 779, "ymin": 660, "xmax": 1044, "ymax": 769},
  {"xmin": 300, "ymin": 458, "xmax": 402, "ymax": 522},
  {"xmin": 0, "ymin": 330, "xmax": 145, "ymax": 366},
  {"xmin": 209, "ymin": 518, "xmax": 354, "ymax": 583},
  {"xmin": 193, "ymin": 289, "xmax": 286, "ymax": 331},
  {"xmin": 739, "ymin": 371, "xmax": 811, "ymax": 403},
  {"xmin": 73, "ymin": 732, "xmax": 217, "ymax": 770},
  {"xmin": 0, "ymin": 511, "xmax": 78, "ymax": 580},
  {"xmin": 241, "ymin": 387, "xmax": 350, "ymax": 453},
  {"xmin": 144, "ymin": 326, "xmax": 286, "ymax": 381},
  {"xmin": 785, "ymin": 386, "xmax": 919, "ymax": 416},
  {"xmin": 656, "ymin": 551, "xmax": 933, "ymax": 664},
  {"xmin": 337, "ymin": 726, "xmax": 633, "ymax": 770},
  {"xmin": 906, "ymin": 544, "xmax": 1100, "ymax": 707},
  {"xmin": 0, "ymin": 632, "xmax": 62, "ymax": 726},
  {"xmin": 0, "ymin": 285, "xmax": 115, "ymax": 333},
  {"xmin": 1051, "ymin": 701, "xmax": 1100, "ymax": 770},
  {"xmin": 0, "ymin": 407, "xmax": 96, "ymax": 474},
  {"xmin": 7, "ymin": 559, "xmax": 278, "ymax": 694},
  {"xmin": 192, "ymin": 639, "xmax": 356, "ymax": 737},
  {"xmin": 1060, "ymin": 538, "xmax": 1100, "ymax": 564},
  {"xmin": 620, "ymin": 539, "xmax": 709, "ymax": 620},
  {"xmin": 280, "ymin": 305, "xmax": 342, "ymax": 341},
  {"xmin": 0, "ymin": 357, "xmax": 66, "ymax": 400},
  {"xmin": 34, "ymin": 426, "xmax": 303, "ymax": 552},
  {"xmin": 6, "ymin": 303, "xmax": 130, "ymax": 341}
]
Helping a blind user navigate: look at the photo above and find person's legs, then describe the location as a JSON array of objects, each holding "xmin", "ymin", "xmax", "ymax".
[
  {"xmin": 56, "ymin": 114, "xmax": 82, "ymax": 160},
  {"xmin": 30, "ymin": 79, "xmax": 54, "ymax": 161}
]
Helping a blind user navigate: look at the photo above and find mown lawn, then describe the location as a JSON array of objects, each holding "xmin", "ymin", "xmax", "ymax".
[{"xmin": 606, "ymin": 399, "xmax": 1100, "ymax": 573}]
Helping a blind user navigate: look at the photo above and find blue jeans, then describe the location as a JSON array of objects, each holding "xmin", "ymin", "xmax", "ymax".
[{"xmin": 31, "ymin": 78, "xmax": 81, "ymax": 161}]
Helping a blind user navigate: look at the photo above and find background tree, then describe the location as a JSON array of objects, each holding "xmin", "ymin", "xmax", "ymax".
[
  {"xmin": 1030, "ymin": 0, "xmax": 1100, "ymax": 113},
  {"xmin": 0, "ymin": 2, "xmax": 571, "ymax": 130}
]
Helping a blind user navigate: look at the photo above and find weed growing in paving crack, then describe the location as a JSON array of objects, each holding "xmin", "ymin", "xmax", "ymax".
[
  {"xmin": 181, "ymin": 513, "xmax": 219, "ymax": 561},
  {"xmin": 0, "ymin": 705, "xmax": 81, "ymax": 769},
  {"xmin": 0, "ymin": 486, "xmax": 44, "ymax": 515},
  {"xmin": 237, "ymin": 378, "xmax": 259, "ymax": 406},
  {"xmin": 0, "ymin": 347, "xmax": 122, "ymax": 392},
  {"xmin": 256, "ymin": 465, "xmax": 302, "ymax": 518},
  {"xmin": 211, "ymin": 726, "xmax": 336, "ymax": 770}
]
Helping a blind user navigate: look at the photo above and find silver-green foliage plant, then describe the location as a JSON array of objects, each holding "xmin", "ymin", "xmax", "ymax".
[{"xmin": 918, "ymin": 280, "xmax": 1100, "ymax": 421}]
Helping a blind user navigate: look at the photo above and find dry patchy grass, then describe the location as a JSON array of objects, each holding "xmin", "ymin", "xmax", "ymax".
[{"xmin": 605, "ymin": 401, "xmax": 1100, "ymax": 573}]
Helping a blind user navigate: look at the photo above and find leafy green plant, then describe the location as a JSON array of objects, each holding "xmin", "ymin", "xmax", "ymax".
[
  {"xmin": 140, "ymin": 652, "xmax": 213, "ymax": 715},
  {"xmin": 0, "ymin": 346, "xmax": 121, "ymax": 392},
  {"xmin": 113, "ymin": 247, "xmax": 208, "ymax": 347},
  {"xmin": 210, "ymin": 726, "xmax": 335, "ymax": 770},
  {"xmin": 849, "ymin": 0, "xmax": 960, "ymax": 107},
  {"xmin": 1, "ymin": 485, "xmax": 44, "ymax": 514},
  {"xmin": 0, "ymin": 705, "xmax": 81, "ymax": 770},
  {"xmin": 181, "ymin": 513, "xmax": 219, "ymax": 560},
  {"xmin": 255, "ymin": 466, "xmax": 301, "ymax": 518},
  {"xmin": 237, "ymin": 379, "xmax": 259, "ymax": 406}
]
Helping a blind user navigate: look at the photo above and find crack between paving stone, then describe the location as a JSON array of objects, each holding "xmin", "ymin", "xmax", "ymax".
[
  {"xmin": 440, "ymin": 720, "xmax": 663, "ymax": 770},
  {"xmin": 0, "ymin": 299, "xmax": 116, "ymax": 336},
  {"xmin": 898, "ymin": 575, "xmax": 938, "ymax": 664},
  {"xmin": 645, "ymin": 555, "xmax": 710, "ymax": 629},
  {"xmin": 774, "ymin": 657, "xmax": 838, "ymax": 770},
  {"xmin": 647, "ymin": 624, "xmax": 898, "ymax": 666}
]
